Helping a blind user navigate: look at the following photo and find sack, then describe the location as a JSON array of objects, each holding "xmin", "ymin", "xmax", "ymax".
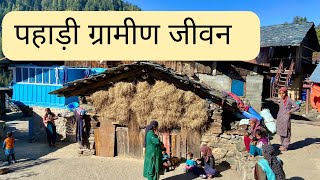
[{"xmin": 260, "ymin": 109, "xmax": 276, "ymax": 134}]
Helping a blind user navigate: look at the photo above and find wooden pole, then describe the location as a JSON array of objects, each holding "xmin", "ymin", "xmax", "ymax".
[{"xmin": 306, "ymin": 88, "xmax": 310, "ymax": 114}]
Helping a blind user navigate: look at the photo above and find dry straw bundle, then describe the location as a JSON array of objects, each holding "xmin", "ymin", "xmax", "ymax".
[
  {"xmin": 90, "ymin": 80, "xmax": 209, "ymax": 130},
  {"xmin": 131, "ymin": 81, "xmax": 152, "ymax": 127}
]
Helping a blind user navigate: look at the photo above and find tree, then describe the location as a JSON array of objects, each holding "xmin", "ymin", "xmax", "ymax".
[
  {"xmin": 292, "ymin": 16, "xmax": 308, "ymax": 24},
  {"xmin": 0, "ymin": 0, "xmax": 141, "ymax": 58},
  {"xmin": 316, "ymin": 29, "xmax": 320, "ymax": 45},
  {"xmin": 0, "ymin": 31, "xmax": 3, "ymax": 57}
]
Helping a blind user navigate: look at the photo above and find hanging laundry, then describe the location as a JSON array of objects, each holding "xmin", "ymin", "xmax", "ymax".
[
  {"xmin": 84, "ymin": 68, "xmax": 91, "ymax": 78},
  {"xmin": 63, "ymin": 67, "xmax": 68, "ymax": 83},
  {"xmin": 55, "ymin": 67, "xmax": 59, "ymax": 84}
]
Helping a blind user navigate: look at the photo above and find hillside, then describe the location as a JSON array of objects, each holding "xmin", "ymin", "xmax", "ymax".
[{"xmin": 0, "ymin": 0, "xmax": 141, "ymax": 57}]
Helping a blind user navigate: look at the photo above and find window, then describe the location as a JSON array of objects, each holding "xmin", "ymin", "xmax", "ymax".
[
  {"xmin": 43, "ymin": 69, "xmax": 49, "ymax": 84},
  {"xmin": 231, "ymin": 79, "xmax": 245, "ymax": 97},
  {"xmin": 50, "ymin": 69, "xmax": 57, "ymax": 84},
  {"xmin": 14, "ymin": 67, "xmax": 61, "ymax": 85},
  {"xmin": 29, "ymin": 68, "xmax": 35, "ymax": 83},
  {"xmin": 22, "ymin": 68, "xmax": 28, "ymax": 83},
  {"xmin": 16, "ymin": 68, "xmax": 22, "ymax": 82},
  {"xmin": 36, "ymin": 69, "xmax": 43, "ymax": 83}
]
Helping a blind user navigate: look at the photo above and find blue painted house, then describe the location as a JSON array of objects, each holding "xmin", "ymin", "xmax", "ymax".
[{"xmin": 9, "ymin": 63, "xmax": 106, "ymax": 108}]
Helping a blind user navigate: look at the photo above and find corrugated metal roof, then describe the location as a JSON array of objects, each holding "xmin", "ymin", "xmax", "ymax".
[
  {"xmin": 310, "ymin": 64, "xmax": 320, "ymax": 83},
  {"xmin": 261, "ymin": 22, "xmax": 314, "ymax": 47}
]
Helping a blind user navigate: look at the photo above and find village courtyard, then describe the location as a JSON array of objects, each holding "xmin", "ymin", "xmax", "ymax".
[{"xmin": 0, "ymin": 112, "xmax": 319, "ymax": 180}]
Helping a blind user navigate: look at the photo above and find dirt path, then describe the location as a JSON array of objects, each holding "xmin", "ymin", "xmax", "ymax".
[
  {"xmin": 273, "ymin": 122, "xmax": 320, "ymax": 180},
  {"xmin": 0, "ymin": 113, "xmax": 237, "ymax": 180},
  {"xmin": 1, "ymin": 113, "xmax": 319, "ymax": 180}
]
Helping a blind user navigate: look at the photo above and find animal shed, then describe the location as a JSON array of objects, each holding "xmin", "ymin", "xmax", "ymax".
[{"xmin": 50, "ymin": 62, "xmax": 237, "ymax": 159}]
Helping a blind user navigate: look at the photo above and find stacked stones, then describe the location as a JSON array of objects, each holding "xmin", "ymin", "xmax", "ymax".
[
  {"xmin": 78, "ymin": 114, "xmax": 100, "ymax": 156},
  {"xmin": 65, "ymin": 115, "xmax": 76, "ymax": 142},
  {"xmin": 207, "ymin": 103, "xmax": 223, "ymax": 135},
  {"xmin": 201, "ymin": 131, "xmax": 256, "ymax": 180}
]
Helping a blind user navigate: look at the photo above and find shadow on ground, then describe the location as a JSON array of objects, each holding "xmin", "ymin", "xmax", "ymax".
[
  {"xmin": 288, "ymin": 177, "xmax": 305, "ymax": 180},
  {"xmin": 289, "ymin": 138, "xmax": 320, "ymax": 150},
  {"xmin": 0, "ymin": 158, "xmax": 56, "ymax": 179},
  {"xmin": 162, "ymin": 161, "xmax": 230, "ymax": 180},
  {"xmin": 271, "ymin": 138, "xmax": 320, "ymax": 156}
]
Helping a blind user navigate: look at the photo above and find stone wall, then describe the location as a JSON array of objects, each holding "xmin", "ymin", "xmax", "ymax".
[
  {"xmin": 32, "ymin": 107, "xmax": 76, "ymax": 143},
  {"xmin": 197, "ymin": 74, "xmax": 264, "ymax": 111},
  {"xmin": 197, "ymin": 74, "xmax": 231, "ymax": 92},
  {"xmin": 201, "ymin": 133, "xmax": 256, "ymax": 180},
  {"xmin": 78, "ymin": 114, "xmax": 99, "ymax": 156},
  {"xmin": 245, "ymin": 75, "xmax": 264, "ymax": 111}
]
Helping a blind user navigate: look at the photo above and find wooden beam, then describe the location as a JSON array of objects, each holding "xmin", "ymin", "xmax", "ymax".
[
  {"xmin": 63, "ymin": 67, "xmax": 145, "ymax": 97},
  {"xmin": 306, "ymin": 88, "xmax": 310, "ymax": 114},
  {"xmin": 295, "ymin": 46, "xmax": 302, "ymax": 73}
]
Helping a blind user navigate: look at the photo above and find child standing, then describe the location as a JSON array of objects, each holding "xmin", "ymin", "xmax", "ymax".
[
  {"xmin": 183, "ymin": 152, "xmax": 197, "ymax": 172},
  {"xmin": 2, "ymin": 132, "xmax": 17, "ymax": 164}
]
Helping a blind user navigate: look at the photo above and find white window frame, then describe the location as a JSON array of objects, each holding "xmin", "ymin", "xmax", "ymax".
[{"xmin": 13, "ymin": 66, "xmax": 63, "ymax": 86}]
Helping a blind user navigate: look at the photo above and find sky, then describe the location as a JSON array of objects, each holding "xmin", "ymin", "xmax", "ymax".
[{"xmin": 126, "ymin": 0, "xmax": 320, "ymax": 26}]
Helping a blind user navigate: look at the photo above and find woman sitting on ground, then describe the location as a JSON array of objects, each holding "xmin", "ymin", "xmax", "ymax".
[
  {"xmin": 244, "ymin": 118, "xmax": 264, "ymax": 152},
  {"xmin": 198, "ymin": 144, "xmax": 219, "ymax": 179},
  {"xmin": 254, "ymin": 144, "xmax": 286, "ymax": 180},
  {"xmin": 162, "ymin": 147, "xmax": 174, "ymax": 172},
  {"xmin": 250, "ymin": 129, "xmax": 269, "ymax": 160}
]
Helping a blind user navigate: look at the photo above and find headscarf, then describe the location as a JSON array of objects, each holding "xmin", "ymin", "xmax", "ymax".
[
  {"xmin": 279, "ymin": 87, "xmax": 288, "ymax": 104},
  {"xmin": 262, "ymin": 144, "xmax": 286, "ymax": 180},
  {"xmin": 249, "ymin": 118, "xmax": 261, "ymax": 137},
  {"xmin": 144, "ymin": 120, "xmax": 159, "ymax": 147},
  {"xmin": 200, "ymin": 144, "xmax": 213, "ymax": 162},
  {"xmin": 279, "ymin": 87, "xmax": 287, "ymax": 93}
]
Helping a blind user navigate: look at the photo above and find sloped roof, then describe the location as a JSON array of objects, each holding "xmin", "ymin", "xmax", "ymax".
[
  {"xmin": 310, "ymin": 64, "xmax": 320, "ymax": 83},
  {"xmin": 49, "ymin": 61, "xmax": 237, "ymax": 111},
  {"xmin": 261, "ymin": 22, "xmax": 315, "ymax": 47}
]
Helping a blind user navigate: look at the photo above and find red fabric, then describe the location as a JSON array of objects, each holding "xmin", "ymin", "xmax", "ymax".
[
  {"xmin": 311, "ymin": 84, "xmax": 320, "ymax": 112},
  {"xmin": 244, "ymin": 105, "xmax": 250, "ymax": 112},
  {"xmin": 226, "ymin": 92, "xmax": 244, "ymax": 108},
  {"xmin": 279, "ymin": 87, "xmax": 288, "ymax": 93},
  {"xmin": 244, "ymin": 136, "xmax": 251, "ymax": 152}
]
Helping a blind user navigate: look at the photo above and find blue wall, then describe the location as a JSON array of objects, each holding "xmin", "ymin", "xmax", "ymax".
[
  {"xmin": 11, "ymin": 65, "xmax": 106, "ymax": 108},
  {"xmin": 231, "ymin": 79, "xmax": 245, "ymax": 97},
  {"xmin": 67, "ymin": 69, "xmax": 85, "ymax": 82},
  {"xmin": 12, "ymin": 84, "xmax": 66, "ymax": 108}
]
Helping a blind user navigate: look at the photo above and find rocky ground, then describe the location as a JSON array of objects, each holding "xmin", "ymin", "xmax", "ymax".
[{"xmin": 0, "ymin": 112, "xmax": 319, "ymax": 180}]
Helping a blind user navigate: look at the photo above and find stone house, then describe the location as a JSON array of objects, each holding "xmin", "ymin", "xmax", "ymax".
[{"xmin": 50, "ymin": 61, "xmax": 258, "ymax": 179}]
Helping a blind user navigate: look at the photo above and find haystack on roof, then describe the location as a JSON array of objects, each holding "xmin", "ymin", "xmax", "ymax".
[
  {"xmin": 49, "ymin": 61, "xmax": 237, "ymax": 111},
  {"xmin": 89, "ymin": 81, "xmax": 209, "ymax": 130}
]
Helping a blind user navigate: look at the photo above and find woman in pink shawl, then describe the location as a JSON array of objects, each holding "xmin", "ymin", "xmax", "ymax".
[
  {"xmin": 244, "ymin": 118, "xmax": 262, "ymax": 152},
  {"xmin": 199, "ymin": 144, "xmax": 219, "ymax": 179},
  {"xmin": 276, "ymin": 87, "xmax": 299, "ymax": 151}
]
